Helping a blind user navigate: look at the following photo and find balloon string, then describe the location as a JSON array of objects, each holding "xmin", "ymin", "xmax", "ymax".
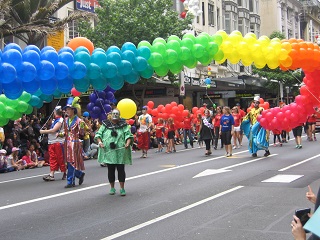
[
  {"xmin": 40, "ymin": 96, "xmax": 62, "ymax": 130},
  {"xmin": 93, "ymin": 89, "xmax": 108, "ymax": 117}
]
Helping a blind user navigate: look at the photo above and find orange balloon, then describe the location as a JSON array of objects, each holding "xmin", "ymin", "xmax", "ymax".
[{"xmin": 67, "ymin": 37, "xmax": 94, "ymax": 54}]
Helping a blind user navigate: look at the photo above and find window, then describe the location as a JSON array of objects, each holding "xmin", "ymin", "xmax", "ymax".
[
  {"xmin": 68, "ymin": 10, "xmax": 79, "ymax": 39},
  {"xmin": 249, "ymin": 0, "xmax": 253, "ymax": 12},
  {"xmin": 238, "ymin": 0, "xmax": 242, "ymax": 6},
  {"xmin": 232, "ymin": 13, "xmax": 237, "ymax": 30},
  {"xmin": 208, "ymin": 3, "xmax": 214, "ymax": 26},
  {"xmin": 225, "ymin": 13, "xmax": 230, "ymax": 33},
  {"xmin": 238, "ymin": 19, "xmax": 243, "ymax": 35},
  {"xmin": 240, "ymin": 65, "xmax": 245, "ymax": 72},
  {"xmin": 217, "ymin": 8, "xmax": 220, "ymax": 29},
  {"xmin": 202, "ymin": 2, "xmax": 205, "ymax": 26}
]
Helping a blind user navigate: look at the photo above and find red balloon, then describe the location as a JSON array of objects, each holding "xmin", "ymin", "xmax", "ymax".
[
  {"xmin": 165, "ymin": 104, "xmax": 172, "ymax": 112},
  {"xmin": 178, "ymin": 104, "xmax": 184, "ymax": 111},
  {"xmin": 151, "ymin": 108, "xmax": 158, "ymax": 116},
  {"xmin": 147, "ymin": 107, "xmax": 152, "ymax": 114},
  {"xmin": 182, "ymin": 110, "xmax": 189, "ymax": 117},
  {"xmin": 276, "ymin": 112, "xmax": 285, "ymax": 120},
  {"xmin": 259, "ymin": 98, "xmax": 264, "ymax": 104},
  {"xmin": 172, "ymin": 106, "xmax": 179, "ymax": 114},
  {"xmin": 157, "ymin": 104, "xmax": 164, "ymax": 111},
  {"xmin": 192, "ymin": 107, "xmax": 198, "ymax": 114},
  {"xmin": 171, "ymin": 101, "xmax": 177, "ymax": 107},
  {"xmin": 128, "ymin": 119, "xmax": 135, "ymax": 125},
  {"xmin": 264, "ymin": 102, "xmax": 270, "ymax": 109},
  {"xmin": 71, "ymin": 87, "xmax": 81, "ymax": 97},
  {"xmin": 266, "ymin": 112, "xmax": 274, "ymax": 122},
  {"xmin": 147, "ymin": 101, "xmax": 154, "ymax": 109}
]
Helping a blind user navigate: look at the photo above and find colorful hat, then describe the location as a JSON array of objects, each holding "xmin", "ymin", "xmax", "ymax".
[
  {"xmin": 253, "ymin": 96, "xmax": 260, "ymax": 102},
  {"xmin": 0, "ymin": 149, "xmax": 6, "ymax": 154},
  {"xmin": 12, "ymin": 147, "xmax": 19, "ymax": 152},
  {"xmin": 63, "ymin": 97, "xmax": 81, "ymax": 116}
]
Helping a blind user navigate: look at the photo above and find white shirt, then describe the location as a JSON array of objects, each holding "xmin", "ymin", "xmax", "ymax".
[{"xmin": 138, "ymin": 114, "xmax": 152, "ymax": 133}]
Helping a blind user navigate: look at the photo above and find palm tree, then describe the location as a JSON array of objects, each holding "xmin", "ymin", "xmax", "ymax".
[{"xmin": 0, "ymin": 0, "xmax": 92, "ymax": 46}]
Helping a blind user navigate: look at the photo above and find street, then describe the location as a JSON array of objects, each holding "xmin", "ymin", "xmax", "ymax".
[{"xmin": 1, "ymin": 134, "xmax": 320, "ymax": 240}]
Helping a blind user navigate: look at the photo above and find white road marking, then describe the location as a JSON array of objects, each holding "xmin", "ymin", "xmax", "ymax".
[
  {"xmin": 100, "ymin": 186, "xmax": 244, "ymax": 240},
  {"xmin": 278, "ymin": 154, "xmax": 320, "ymax": 171},
  {"xmin": 193, "ymin": 169, "xmax": 231, "ymax": 178},
  {"xmin": 262, "ymin": 174, "xmax": 304, "ymax": 183},
  {"xmin": 0, "ymin": 173, "xmax": 61, "ymax": 184}
]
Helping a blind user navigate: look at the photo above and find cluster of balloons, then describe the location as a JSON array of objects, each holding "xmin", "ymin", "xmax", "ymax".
[
  {"xmin": 143, "ymin": 32, "xmax": 223, "ymax": 77},
  {"xmin": 86, "ymin": 86, "xmax": 116, "ymax": 120},
  {"xmin": 181, "ymin": 0, "xmax": 203, "ymax": 17},
  {"xmin": 0, "ymin": 92, "xmax": 36, "ymax": 126}
]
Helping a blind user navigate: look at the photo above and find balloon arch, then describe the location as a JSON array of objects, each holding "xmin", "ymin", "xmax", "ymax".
[{"xmin": 0, "ymin": 30, "xmax": 318, "ymax": 130}]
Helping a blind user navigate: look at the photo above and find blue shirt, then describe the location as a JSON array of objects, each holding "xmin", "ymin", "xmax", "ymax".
[{"xmin": 220, "ymin": 114, "xmax": 234, "ymax": 132}]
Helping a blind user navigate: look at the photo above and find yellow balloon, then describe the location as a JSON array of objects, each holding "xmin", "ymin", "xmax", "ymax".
[
  {"xmin": 117, "ymin": 98, "xmax": 137, "ymax": 119},
  {"xmin": 216, "ymin": 30, "xmax": 229, "ymax": 40}
]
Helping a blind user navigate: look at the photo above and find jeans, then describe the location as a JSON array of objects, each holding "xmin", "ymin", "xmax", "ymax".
[
  {"xmin": 67, "ymin": 162, "xmax": 84, "ymax": 185},
  {"xmin": 183, "ymin": 129, "xmax": 193, "ymax": 148}
]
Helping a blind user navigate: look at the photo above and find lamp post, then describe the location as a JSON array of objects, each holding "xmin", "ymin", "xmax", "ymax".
[{"xmin": 285, "ymin": 86, "xmax": 290, "ymax": 104}]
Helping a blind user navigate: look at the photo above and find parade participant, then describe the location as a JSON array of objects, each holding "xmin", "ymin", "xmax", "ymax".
[
  {"xmin": 306, "ymin": 108, "xmax": 317, "ymax": 141},
  {"xmin": 95, "ymin": 109, "xmax": 133, "ymax": 196},
  {"xmin": 242, "ymin": 96, "xmax": 270, "ymax": 157},
  {"xmin": 137, "ymin": 106, "xmax": 152, "ymax": 158},
  {"xmin": 292, "ymin": 122, "xmax": 304, "ymax": 149},
  {"xmin": 213, "ymin": 106, "xmax": 223, "ymax": 150},
  {"xmin": 220, "ymin": 106, "xmax": 235, "ymax": 157},
  {"xmin": 62, "ymin": 97, "xmax": 85, "ymax": 188},
  {"xmin": 200, "ymin": 109, "xmax": 214, "ymax": 156},
  {"xmin": 82, "ymin": 111, "xmax": 92, "ymax": 153},
  {"xmin": 231, "ymin": 106, "xmax": 241, "ymax": 149},
  {"xmin": 236, "ymin": 103, "xmax": 245, "ymax": 145},
  {"xmin": 40, "ymin": 106, "xmax": 66, "ymax": 181},
  {"xmin": 183, "ymin": 111, "xmax": 194, "ymax": 149},
  {"xmin": 155, "ymin": 118, "xmax": 165, "ymax": 153}
]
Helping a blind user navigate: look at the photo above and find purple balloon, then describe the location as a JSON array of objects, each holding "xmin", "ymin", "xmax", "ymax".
[
  {"xmin": 106, "ymin": 91, "xmax": 114, "ymax": 100},
  {"xmin": 97, "ymin": 91, "xmax": 106, "ymax": 99},
  {"xmin": 87, "ymin": 102, "xmax": 95, "ymax": 111},
  {"xmin": 90, "ymin": 112, "xmax": 100, "ymax": 119},
  {"xmin": 92, "ymin": 106, "xmax": 101, "ymax": 115},
  {"xmin": 103, "ymin": 104, "xmax": 112, "ymax": 113},
  {"xmin": 95, "ymin": 98, "xmax": 104, "ymax": 107},
  {"xmin": 131, "ymin": 126, "xmax": 136, "ymax": 134},
  {"xmin": 89, "ymin": 93, "xmax": 98, "ymax": 103},
  {"xmin": 104, "ymin": 99, "xmax": 110, "ymax": 104},
  {"xmin": 100, "ymin": 113, "xmax": 107, "ymax": 121}
]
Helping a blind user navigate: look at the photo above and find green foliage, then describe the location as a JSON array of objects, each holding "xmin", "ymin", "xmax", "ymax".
[
  {"xmin": 78, "ymin": 0, "xmax": 193, "ymax": 49},
  {"xmin": 269, "ymin": 31, "xmax": 286, "ymax": 40}
]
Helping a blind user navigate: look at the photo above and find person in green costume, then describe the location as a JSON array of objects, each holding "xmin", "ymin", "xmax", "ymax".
[{"xmin": 95, "ymin": 109, "xmax": 133, "ymax": 196}]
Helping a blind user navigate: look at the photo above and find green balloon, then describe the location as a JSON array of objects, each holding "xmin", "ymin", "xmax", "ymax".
[
  {"xmin": 11, "ymin": 110, "xmax": 22, "ymax": 121},
  {"xmin": 0, "ymin": 117, "xmax": 9, "ymax": 127},
  {"xmin": 213, "ymin": 50, "xmax": 224, "ymax": 61},
  {"xmin": 138, "ymin": 40, "xmax": 152, "ymax": 49},
  {"xmin": 182, "ymin": 57, "xmax": 197, "ymax": 69},
  {"xmin": 195, "ymin": 35, "xmax": 209, "ymax": 48},
  {"xmin": 6, "ymin": 99, "xmax": 19, "ymax": 108},
  {"xmin": 207, "ymin": 42, "xmax": 219, "ymax": 56},
  {"xmin": 152, "ymin": 37, "xmax": 166, "ymax": 45},
  {"xmin": 165, "ymin": 49, "xmax": 178, "ymax": 65},
  {"xmin": 198, "ymin": 52, "xmax": 211, "ymax": 65},
  {"xmin": 0, "ymin": 95, "xmax": 6, "ymax": 103},
  {"xmin": 179, "ymin": 47, "xmax": 191, "ymax": 61},
  {"xmin": 211, "ymin": 35, "xmax": 223, "ymax": 46},
  {"xmin": 181, "ymin": 38, "xmax": 194, "ymax": 49},
  {"xmin": 25, "ymin": 105, "xmax": 34, "ymax": 115},
  {"xmin": 154, "ymin": 64, "xmax": 169, "ymax": 77},
  {"xmin": 19, "ymin": 91, "xmax": 32, "ymax": 103},
  {"xmin": 151, "ymin": 42, "xmax": 166, "ymax": 56},
  {"xmin": 182, "ymin": 33, "xmax": 196, "ymax": 43},
  {"xmin": 167, "ymin": 35, "xmax": 181, "ymax": 43},
  {"xmin": 16, "ymin": 101, "xmax": 29, "ymax": 113},
  {"xmin": 166, "ymin": 40, "xmax": 181, "ymax": 54},
  {"xmin": 4, "ymin": 106, "xmax": 15, "ymax": 119},
  {"xmin": 0, "ymin": 102, "xmax": 4, "ymax": 115},
  {"xmin": 192, "ymin": 44, "xmax": 205, "ymax": 59},
  {"xmin": 168, "ymin": 62, "xmax": 183, "ymax": 74},
  {"xmin": 148, "ymin": 52, "xmax": 164, "ymax": 68}
]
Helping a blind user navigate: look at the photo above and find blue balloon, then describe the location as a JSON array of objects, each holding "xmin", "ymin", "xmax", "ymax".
[
  {"xmin": 87, "ymin": 63, "xmax": 101, "ymax": 80},
  {"xmin": 2, "ymin": 49, "xmax": 22, "ymax": 69},
  {"xmin": 205, "ymin": 77, "xmax": 211, "ymax": 84},
  {"xmin": 139, "ymin": 64, "xmax": 154, "ymax": 79},
  {"xmin": 53, "ymin": 89, "xmax": 62, "ymax": 98},
  {"xmin": 91, "ymin": 77, "xmax": 108, "ymax": 91},
  {"xmin": 75, "ymin": 51, "xmax": 91, "ymax": 68},
  {"xmin": 58, "ymin": 47, "xmax": 74, "ymax": 56},
  {"xmin": 55, "ymin": 62, "xmax": 69, "ymax": 80},
  {"xmin": 73, "ymin": 77, "xmax": 90, "ymax": 92},
  {"xmin": 92, "ymin": 48, "xmax": 105, "ymax": 54},
  {"xmin": 99, "ymin": 113, "xmax": 107, "ymax": 121},
  {"xmin": 119, "ymin": 60, "xmax": 132, "ymax": 75},
  {"xmin": 4, "ymin": 89, "xmax": 23, "ymax": 100},
  {"xmin": 92, "ymin": 106, "xmax": 102, "ymax": 116},
  {"xmin": 122, "ymin": 50, "xmax": 135, "ymax": 64},
  {"xmin": 131, "ymin": 126, "xmax": 136, "ymax": 134},
  {"xmin": 41, "ymin": 50, "xmax": 59, "ymax": 67},
  {"xmin": 87, "ymin": 102, "xmax": 95, "ymax": 111},
  {"xmin": 89, "ymin": 93, "xmax": 98, "ymax": 103},
  {"xmin": 101, "ymin": 62, "xmax": 118, "ymax": 78},
  {"xmin": 137, "ymin": 46, "xmax": 151, "ymax": 60},
  {"xmin": 124, "ymin": 70, "xmax": 140, "ymax": 84},
  {"xmin": 59, "ymin": 52, "xmax": 74, "ymax": 69},
  {"xmin": 70, "ymin": 61, "xmax": 86, "ymax": 80},
  {"xmin": 106, "ymin": 91, "xmax": 114, "ymax": 100},
  {"xmin": 106, "ymin": 46, "xmax": 121, "ymax": 55},
  {"xmin": 40, "ymin": 78, "xmax": 57, "ymax": 95},
  {"xmin": 22, "ymin": 79, "xmax": 40, "ymax": 94},
  {"xmin": 103, "ymin": 104, "xmax": 112, "ymax": 113},
  {"xmin": 108, "ymin": 74, "xmax": 124, "ymax": 90},
  {"xmin": 23, "ymin": 50, "xmax": 41, "ymax": 70},
  {"xmin": 23, "ymin": 45, "xmax": 41, "ymax": 55},
  {"xmin": 38, "ymin": 60, "xmax": 55, "ymax": 80},
  {"xmin": 97, "ymin": 91, "xmax": 106, "ymax": 99},
  {"xmin": 133, "ymin": 56, "xmax": 148, "ymax": 71},
  {"xmin": 0, "ymin": 63, "xmax": 17, "ymax": 83},
  {"xmin": 39, "ymin": 94, "xmax": 53, "ymax": 103},
  {"xmin": 121, "ymin": 42, "xmax": 137, "ymax": 55},
  {"xmin": 91, "ymin": 51, "xmax": 107, "ymax": 68},
  {"xmin": 95, "ymin": 98, "xmax": 105, "ymax": 107},
  {"xmin": 17, "ymin": 62, "xmax": 37, "ymax": 82},
  {"xmin": 40, "ymin": 46, "xmax": 55, "ymax": 54},
  {"xmin": 75, "ymin": 46, "xmax": 89, "ymax": 55},
  {"xmin": 33, "ymin": 89, "xmax": 43, "ymax": 97},
  {"xmin": 106, "ymin": 52, "xmax": 121, "ymax": 66},
  {"xmin": 4, "ymin": 43, "xmax": 22, "ymax": 53},
  {"xmin": 29, "ymin": 95, "xmax": 41, "ymax": 106},
  {"xmin": 35, "ymin": 101, "xmax": 44, "ymax": 109},
  {"xmin": 57, "ymin": 76, "xmax": 73, "ymax": 89}
]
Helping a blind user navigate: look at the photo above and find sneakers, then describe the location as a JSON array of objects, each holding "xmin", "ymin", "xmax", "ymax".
[
  {"xmin": 65, "ymin": 184, "xmax": 75, "ymax": 188},
  {"xmin": 227, "ymin": 153, "xmax": 232, "ymax": 157},
  {"xmin": 120, "ymin": 188, "xmax": 126, "ymax": 196},
  {"xmin": 109, "ymin": 188, "xmax": 116, "ymax": 195},
  {"xmin": 225, "ymin": 152, "xmax": 229, "ymax": 157},
  {"xmin": 264, "ymin": 150, "xmax": 271, "ymax": 157},
  {"xmin": 232, "ymin": 146, "xmax": 237, "ymax": 149},
  {"xmin": 298, "ymin": 145, "xmax": 302, "ymax": 149},
  {"xmin": 43, "ymin": 175, "xmax": 55, "ymax": 181},
  {"xmin": 295, "ymin": 145, "xmax": 299, "ymax": 149}
]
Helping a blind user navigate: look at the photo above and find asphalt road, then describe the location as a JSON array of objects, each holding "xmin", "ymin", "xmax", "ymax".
[{"xmin": 1, "ymin": 134, "xmax": 320, "ymax": 240}]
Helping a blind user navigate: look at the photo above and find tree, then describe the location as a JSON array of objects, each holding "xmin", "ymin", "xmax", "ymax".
[
  {"xmin": 78, "ymin": 0, "xmax": 193, "ymax": 106},
  {"xmin": 252, "ymin": 31, "xmax": 302, "ymax": 100},
  {"xmin": 78, "ymin": 0, "xmax": 193, "ymax": 49},
  {"xmin": 0, "ymin": 0, "xmax": 91, "ymax": 46}
]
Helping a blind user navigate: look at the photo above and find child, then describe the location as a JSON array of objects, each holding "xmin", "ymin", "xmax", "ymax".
[
  {"xmin": 166, "ymin": 117, "xmax": 176, "ymax": 153},
  {"xmin": 21, "ymin": 150, "xmax": 37, "ymax": 169},
  {"xmin": 0, "ymin": 149, "xmax": 8, "ymax": 173},
  {"xmin": 272, "ymin": 129, "xmax": 282, "ymax": 147},
  {"xmin": 155, "ymin": 118, "xmax": 164, "ymax": 153},
  {"xmin": 7, "ymin": 147, "xmax": 25, "ymax": 171}
]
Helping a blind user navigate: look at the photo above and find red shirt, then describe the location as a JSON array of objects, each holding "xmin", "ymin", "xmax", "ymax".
[
  {"xmin": 22, "ymin": 155, "xmax": 33, "ymax": 164},
  {"xmin": 155, "ymin": 124, "xmax": 164, "ymax": 138},
  {"xmin": 307, "ymin": 114, "xmax": 316, "ymax": 123},
  {"xmin": 168, "ymin": 123, "xmax": 175, "ymax": 131},
  {"xmin": 232, "ymin": 113, "xmax": 241, "ymax": 127},
  {"xmin": 272, "ymin": 129, "xmax": 281, "ymax": 135},
  {"xmin": 183, "ymin": 117, "xmax": 192, "ymax": 130},
  {"xmin": 214, "ymin": 113, "xmax": 222, "ymax": 127}
]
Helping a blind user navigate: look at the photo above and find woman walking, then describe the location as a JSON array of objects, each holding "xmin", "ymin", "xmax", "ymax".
[
  {"xmin": 213, "ymin": 106, "xmax": 223, "ymax": 150},
  {"xmin": 220, "ymin": 106, "xmax": 235, "ymax": 157},
  {"xmin": 200, "ymin": 109, "xmax": 214, "ymax": 156}
]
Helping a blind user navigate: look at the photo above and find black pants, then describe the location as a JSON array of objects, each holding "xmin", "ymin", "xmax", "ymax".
[
  {"xmin": 274, "ymin": 134, "xmax": 281, "ymax": 144},
  {"xmin": 204, "ymin": 139, "xmax": 211, "ymax": 151},
  {"xmin": 107, "ymin": 164, "xmax": 126, "ymax": 183}
]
